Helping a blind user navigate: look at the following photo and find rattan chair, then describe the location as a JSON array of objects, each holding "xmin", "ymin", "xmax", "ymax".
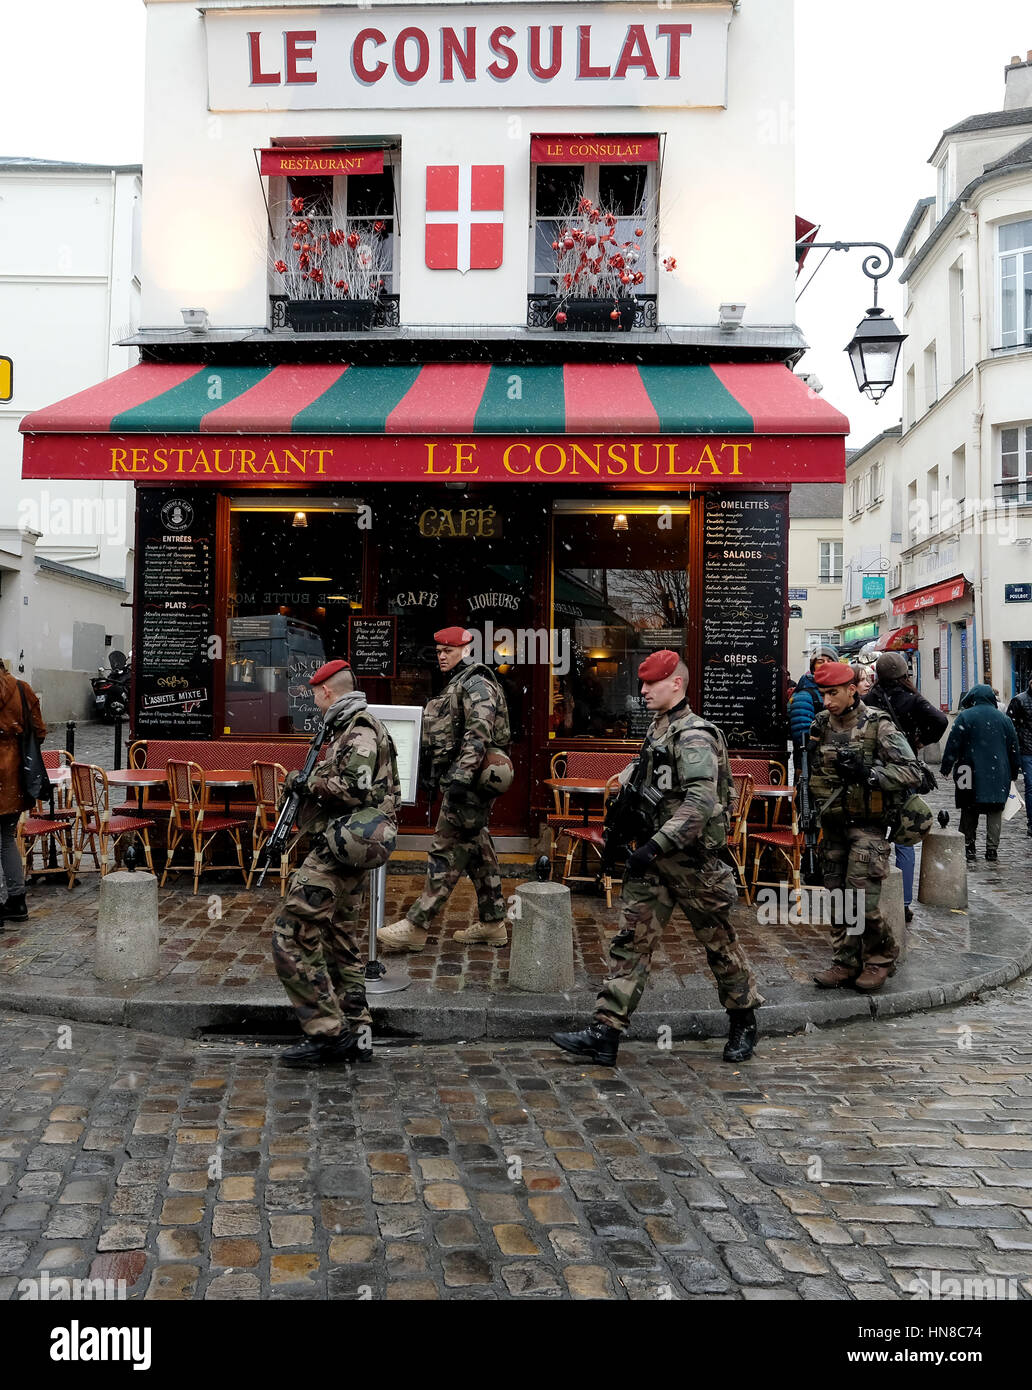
[
  {"xmin": 727, "ymin": 773, "xmax": 754, "ymax": 903},
  {"xmin": 161, "ymin": 760, "xmax": 249, "ymax": 894},
  {"xmin": 749, "ymin": 788, "xmax": 803, "ymax": 898},
  {"xmin": 70, "ymin": 762, "xmax": 156, "ymax": 877},
  {"xmin": 554, "ymin": 774, "xmax": 623, "ymax": 908},
  {"xmin": 247, "ymin": 760, "xmax": 295, "ymax": 895}
]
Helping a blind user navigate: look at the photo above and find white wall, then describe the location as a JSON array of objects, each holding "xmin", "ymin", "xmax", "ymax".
[{"xmin": 140, "ymin": 0, "xmax": 798, "ymax": 330}]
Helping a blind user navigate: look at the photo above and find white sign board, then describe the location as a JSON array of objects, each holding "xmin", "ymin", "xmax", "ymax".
[
  {"xmin": 368, "ymin": 703, "xmax": 422, "ymax": 806},
  {"xmin": 205, "ymin": 3, "xmax": 732, "ymax": 111}
]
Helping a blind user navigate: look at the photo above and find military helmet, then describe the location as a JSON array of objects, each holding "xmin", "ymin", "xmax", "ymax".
[
  {"xmin": 475, "ymin": 746, "xmax": 514, "ymax": 799},
  {"xmin": 326, "ymin": 806, "xmax": 397, "ymax": 870}
]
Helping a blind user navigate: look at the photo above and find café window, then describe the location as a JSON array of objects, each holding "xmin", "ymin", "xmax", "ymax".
[
  {"xmin": 269, "ymin": 150, "xmax": 399, "ymax": 307},
  {"xmin": 530, "ymin": 145, "xmax": 658, "ymax": 297},
  {"xmin": 551, "ymin": 502, "xmax": 690, "ymax": 740},
  {"xmin": 226, "ymin": 499, "xmax": 364, "ymax": 736}
]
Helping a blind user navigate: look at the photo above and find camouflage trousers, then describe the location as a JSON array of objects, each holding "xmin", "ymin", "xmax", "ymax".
[
  {"xmin": 821, "ymin": 822, "xmax": 897, "ymax": 969},
  {"xmin": 272, "ymin": 838, "xmax": 372, "ymax": 1038},
  {"xmin": 595, "ymin": 849, "xmax": 763, "ymax": 1033},
  {"xmin": 405, "ymin": 787, "xmax": 505, "ymax": 930}
]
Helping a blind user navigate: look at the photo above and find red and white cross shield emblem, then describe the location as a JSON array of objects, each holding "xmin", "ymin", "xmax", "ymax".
[{"xmin": 425, "ymin": 165, "xmax": 504, "ymax": 272}]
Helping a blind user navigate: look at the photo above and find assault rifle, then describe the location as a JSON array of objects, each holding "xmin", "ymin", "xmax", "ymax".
[
  {"xmin": 255, "ymin": 719, "xmax": 329, "ymax": 887},
  {"xmin": 599, "ymin": 737, "xmax": 665, "ymax": 876},
  {"xmin": 796, "ymin": 741, "xmax": 823, "ymax": 887}
]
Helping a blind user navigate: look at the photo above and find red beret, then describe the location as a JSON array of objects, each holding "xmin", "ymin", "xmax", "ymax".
[
  {"xmin": 309, "ymin": 658, "xmax": 351, "ymax": 687},
  {"xmin": 813, "ymin": 661, "xmax": 857, "ymax": 689},
  {"xmin": 434, "ymin": 626, "xmax": 474, "ymax": 646},
  {"xmin": 638, "ymin": 649, "xmax": 681, "ymax": 682}
]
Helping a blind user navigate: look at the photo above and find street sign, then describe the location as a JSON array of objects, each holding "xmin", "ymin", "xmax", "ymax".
[
  {"xmin": 1005, "ymin": 583, "xmax": 1031, "ymax": 602},
  {"xmin": 0, "ymin": 357, "xmax": 11, "ymax": 403}
]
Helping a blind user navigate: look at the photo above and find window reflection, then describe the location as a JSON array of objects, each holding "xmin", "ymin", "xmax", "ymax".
[{"xmin": 552, "ymin": 510, "xmax": 689, "ymax": 738}]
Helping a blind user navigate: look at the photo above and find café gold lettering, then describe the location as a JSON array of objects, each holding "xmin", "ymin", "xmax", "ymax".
[{"xmin": 418, "ymin": 507, "xmax": 500, "ymax": 538}]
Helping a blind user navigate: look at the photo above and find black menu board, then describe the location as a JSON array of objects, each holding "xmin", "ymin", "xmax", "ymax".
[
  {"xmin": 699, "ymin": 493, "xmax": 787, "ymax": 750},
  {"xmin": 349, "ymin": 616, "xmax": 397, "ymax": 678},
  {"xmin": 135, "ymin": 491, "xmax": 216, "ymax": 737}
]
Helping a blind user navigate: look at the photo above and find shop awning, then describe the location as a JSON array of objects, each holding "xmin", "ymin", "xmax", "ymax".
[
  {"xmin": 21, "ymin": 361, "xmax": 848, "ymax": 485},
  {"xmin": 875, "ymin": 624, "xmax": 918, "ymax": 651},
  {"xmin": 892, "ymin": 576, "xmax": 969, "ymax": 615}
]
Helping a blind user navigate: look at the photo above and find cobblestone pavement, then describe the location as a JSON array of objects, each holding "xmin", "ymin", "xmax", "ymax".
[
  {"xmin": 8, "ymin": 749, "xmax": 1029, "ymax": 1005},
  {"xmin": 1, "ymin": 973, "xmax": 1031, "ymax": 1302}
]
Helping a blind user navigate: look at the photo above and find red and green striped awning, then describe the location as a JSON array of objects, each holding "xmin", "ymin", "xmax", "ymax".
[{"xmin": 21, "ymin": 361, "xmax": 847, "ymax": 485}]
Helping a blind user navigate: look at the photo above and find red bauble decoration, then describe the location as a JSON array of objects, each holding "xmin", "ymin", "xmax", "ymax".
[
  {"xmin": 634, "ymin": 228, "xmax": 644, "ymax": 237},
  {"xmin": 610, "ymin": 309, "xmax": 621, "ymax": 320},
  {"xmin": 556, "ymin": 311, "xmax": 567, "ymax": 324}
]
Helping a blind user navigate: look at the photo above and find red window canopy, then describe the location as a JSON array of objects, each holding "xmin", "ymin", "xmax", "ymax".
[
  {"xmin": 875, "ymin": 624, "xmax": 918, "ymax": 651},
  {"xmin": 530, "ymin": 135, "xmax": 659, "ymax": 164},
  {"xmin": 259, "ymin": 148, "xmax": 384, "ymax": 177},
  {"xmin": 892, "ymin": 577, "xmax": 968, "ymax": 615}
]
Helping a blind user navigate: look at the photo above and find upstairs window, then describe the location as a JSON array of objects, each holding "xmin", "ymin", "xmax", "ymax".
[
  {"xmin": 269, "ymin": 150, "xmax": 398, "ymax": 304},
  {"xmin": 818, "ymin": 540, "xmax": 842, "ymax": 584},
  {"xmin": 530, "ymin": 138, "xmax": 658, "ymax": 299},
  {"xmin": 1000, "ymin": 425, "xmax": 1032, "ymax": 503},
  {"xmin": 999, "ymin": 218, "xmax": 1032, "ymax": 348}
]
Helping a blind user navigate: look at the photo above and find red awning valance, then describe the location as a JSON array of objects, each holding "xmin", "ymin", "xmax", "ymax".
[
  {"xmin": 259, "ymin": 148, "xmax": 384, "ymax": 176},
  {"xmin": 875, "ymin": 624, "xmax": 918, "ymax": 651},
  {"xmin": 21, "ymin": 361, "xmax": 848, "ymax": 486},
  {"xmin": 530, "ymin": 135, "xmax": 659, "ymax": 163},
  {"xmin": 892, "ymin": 577, "xmax": 968, "ymax": 615}
]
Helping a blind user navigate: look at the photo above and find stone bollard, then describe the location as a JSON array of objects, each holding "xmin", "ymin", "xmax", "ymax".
[
  {"xmin": 508, "ymin": 880, "xmax": 575, "ymax": 993},
  {"xmin": 880, "ymin": 864, "xmax": 906, "ymax": 962},
  {"xmin": 95, "ymin": 871, "xmax": 160, "ymax": 982},
  {"xmin": 918, "ymin": 829, "xmax": 968, "ymax": 910}
]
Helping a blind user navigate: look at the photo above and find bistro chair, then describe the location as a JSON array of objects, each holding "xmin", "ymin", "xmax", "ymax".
[
  {"xmin": 69, "ymin": 762, "xmax": 156, "ymax": 878},
  {"xmin": 246, "ymin": 760, "xmax": 295, "ymax": 896},
  {"xmin": 18, "ymin": 776, "xmax": 78, "ymax": 888},
  {"xmin": 41, "ymin": 749, "xmax": 76, "ymax": 813},
  {"xmin": 748, "ymin": 787, "xmax": 803, "ymax": 900},
  {"xmin": 547, "ymin": 748, "xmax": 635, "ymax": 841},
  {"xmin": 727, "ymin": 773, "xmax": 754, "ymax": 904},
  {"xmin": 554, "ymin": 774, "xmax": 623, "ymax": 908},
  {"xmin": 161, "ymin": 759, "xmax": 248, "ymax": 895}
]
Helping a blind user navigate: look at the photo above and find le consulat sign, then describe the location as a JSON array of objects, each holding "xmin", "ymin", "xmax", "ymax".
[{"xmin": 206, "ymin": 2, "xmax": 733, "ymax": 111}]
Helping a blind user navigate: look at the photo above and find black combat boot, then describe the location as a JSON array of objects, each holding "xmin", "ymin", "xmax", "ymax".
[
  {"xmin": 965, "ymin": 842, "xmax": 976, "ymax": 862},
  {"xmin": 280, "ymin": 1030, "xmax": 363, "ymax": 1068},
  {"xmin": 1, "ymin": 894, "xmax": 28, "ymax": 922},
  {"xmin": 985, "ymin": 848, "xmax": 998, "ymax": 862},
  {"xmin": 722, "ymin": 1008, "xmax": 758, "ymax": 1063},
  {"xmin": 550, "ymin": 1021, "xmax": 621, "ymax": 1066}
]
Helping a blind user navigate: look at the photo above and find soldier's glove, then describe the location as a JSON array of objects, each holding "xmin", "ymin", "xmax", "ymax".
[
  {"xmin": 835, "ymin": 748, "xmax": 868, "ymax": 785},
  {"xmin": 624, "ymin": 840, "xmax": 661, "ymax": 878},
  {"xmin": 291, "ymin": 775, "xmax": 311, "ymax": 798},
  {"xmin": 867, "ymin": 766, "xmax": 892, "ymax": 791}
]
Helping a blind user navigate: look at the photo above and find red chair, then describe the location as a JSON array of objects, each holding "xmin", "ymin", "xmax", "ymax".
[
  {"xmin": 555, "ymin": 775, "xmax": 623, "ymax": 907},
  {"xmin": 749, "ymin": 790, "xmax": 803, "ymax": 898},
  {"xmin": 70, "ymin": 763, "xmax": 156, "ymax": 877},
  {"xmin": 547, "ymin": 748, "xmax": 635, "ymax": 839},
  {"xmin": 161, "ymin": 760, "xmax": 248, "ymax": 894}
]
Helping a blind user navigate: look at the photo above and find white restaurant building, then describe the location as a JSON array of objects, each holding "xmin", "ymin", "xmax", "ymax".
[{"xmin": 20, "ymin": 0, "xmax": 850, "ymax": 840}]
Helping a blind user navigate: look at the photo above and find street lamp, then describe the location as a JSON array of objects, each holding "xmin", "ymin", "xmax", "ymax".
[{"xmin": 796, "ymin": 240, "xmax": 907, "ymax": 402}]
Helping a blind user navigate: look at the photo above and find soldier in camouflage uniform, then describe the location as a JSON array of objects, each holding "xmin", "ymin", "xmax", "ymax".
[
  {"xmin": 378, "ymin": 626, "xmax": 513, "ymax": 954},
  {"xmin": 273, "ymin": 659, "xmax": 400, "ymax": 1067},
  {"xmin": 807, "ymin": 661, "xmax": 924, "ymax": 994},
  {"xmin": 552, "ymin": 650, "xmax": 762, "ymax": 1067}
]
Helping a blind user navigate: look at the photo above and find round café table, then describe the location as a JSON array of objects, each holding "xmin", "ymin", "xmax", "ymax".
[
  {"xmin": 543, "ymin": 776, "xmax": 611, "ymax": 825},
  {"xmin": 105, "ymin": 768, "xmax": 169, "ymax": 813}
]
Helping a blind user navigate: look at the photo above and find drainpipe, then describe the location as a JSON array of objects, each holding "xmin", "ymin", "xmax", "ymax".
[{"xmin": 961, "ymin": 200, "xmax": 986, "ymax": 684}]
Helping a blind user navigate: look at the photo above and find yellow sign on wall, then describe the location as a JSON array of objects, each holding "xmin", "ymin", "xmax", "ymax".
[{"xmin": 0, "ymin": 357, "xmax": 11, "ymax": 403}]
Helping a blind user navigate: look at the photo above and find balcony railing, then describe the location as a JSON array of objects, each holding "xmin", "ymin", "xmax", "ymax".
[
  {"xmin": 995, "ymin": 479, "xmax": 1032, "ymax": 505},
  {"xmin": 269, "ymin": 293, "xmax": 400, "ymax": 333}
]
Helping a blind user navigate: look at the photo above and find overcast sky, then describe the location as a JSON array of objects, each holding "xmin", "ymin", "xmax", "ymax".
[{"xmin": 2, "ymin": 0, "xmax": 1030, "ymax": 446}]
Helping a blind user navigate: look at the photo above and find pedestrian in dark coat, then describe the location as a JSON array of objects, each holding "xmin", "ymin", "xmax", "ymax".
[
  {"xmin": 0, "ymin": 667, "xmax": 47, "ymax": 924},
  {"xmin": 865, "ymin": 652, "xmax": 950, "ymax": 917},
  {"xmin": 940, "ymin": 683, "xmax": 1020, "ymax": 862},
  {"xmin": 1005, "ymin": 676, "xmax": 1032, "ymax": 837}
]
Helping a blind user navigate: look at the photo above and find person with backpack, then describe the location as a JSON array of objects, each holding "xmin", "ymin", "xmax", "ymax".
[
  {"xmin": 788, "ymin": 655, "xmax": 825, "ymax": 748},
  {"xmin": 807, "ymin": 662, "xmax": 926, "ymax": 994},
  {"xmin": 379, "ymin": 626, "xmax": 513, "ymax": 953},
  {"xmin": 1005, "ymin": 676, "xmax": 1032, "ymax": 838},
  {"xmin": 273, "ymin": 659, "xmax": 400, "ymax": 1067},
  {"xmin": 865, "ymin": 652, "xmax": 949, "ymax": 920},
  {"xmin": 941, "ymin": 684, "xmax": 1020, "ymax": 863},
  {"xmin": 550, "ymin": 650, "xmax": 762, "ymax": 1067},
  {"xmin": 0, "ymin": 666, "xmax": 46, "ymax": 925}
]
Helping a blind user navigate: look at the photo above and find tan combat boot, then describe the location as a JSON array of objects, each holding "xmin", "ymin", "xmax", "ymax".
[
  {"xmin": 376, "ymin": 920, "xmax": 428, "ymax": 953},
  {"xmin": 453, "ymin": 921, "xmax": 508, "ymax": 945},
  {"xmin": 854, "ymin": 963, "xmax": 891, "ymax": 992},
  {"xmin": 812, "ymin": 963, "xmax": 859, "ymax": 989}
]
